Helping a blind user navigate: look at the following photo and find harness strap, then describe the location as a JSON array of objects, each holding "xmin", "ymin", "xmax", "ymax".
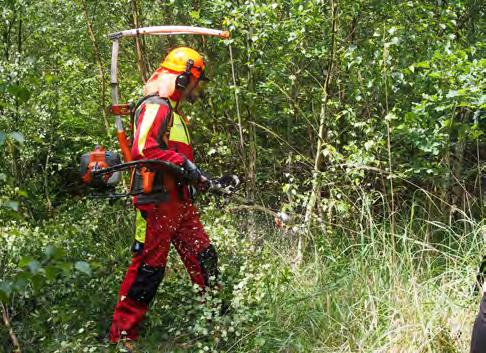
[
  {"xmin": 131, "ymin": 95, "xmax": 177, "ymax": 203},
  {"xmin": 132, "ymin": 94, "xmax": 174, "ymax": 147}
]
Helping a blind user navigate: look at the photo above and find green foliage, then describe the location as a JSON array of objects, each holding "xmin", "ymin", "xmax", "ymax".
[
  {"xmin": 0, "ymin": 0, "xmax": 485, "ymax": 352},
  {"xmin": 0, "ymin": 244, "xmax": 91, "ymax": 304}
]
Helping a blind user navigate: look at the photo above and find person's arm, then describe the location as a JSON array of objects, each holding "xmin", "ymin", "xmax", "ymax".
[
  {"xmin": 142, "ymin": 147, "xmax": 186, "ymax": 165},
  {"xmin": 132, "ymin": 102, "xmax": 186, "ymax": 165}
]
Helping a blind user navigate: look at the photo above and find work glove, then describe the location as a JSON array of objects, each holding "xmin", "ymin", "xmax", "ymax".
[{"xmin": 182, "ymin": 159, "xmax": 207, "ymax": 186}]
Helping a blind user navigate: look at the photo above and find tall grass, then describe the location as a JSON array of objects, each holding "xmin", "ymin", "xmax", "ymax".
[{"xmin": 234, "ymin": 200, "xmax": 485, "ymax": 353}]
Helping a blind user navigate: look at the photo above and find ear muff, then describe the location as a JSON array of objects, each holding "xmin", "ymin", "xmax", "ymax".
[{"xmin": 176, "ymin": 59, "xmax": 194, "ymax": 89}]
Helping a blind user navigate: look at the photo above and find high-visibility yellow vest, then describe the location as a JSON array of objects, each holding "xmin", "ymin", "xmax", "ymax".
[
  {"xmin": 168, "ymin": 100, "xmax": 191, "ymax": 145},
  {"xmin": 135, "ymin": 210, "xmax": 146, "ymax": 243},
  {"xmin": 133, "ymin": 100, "xmax": 191, "ymax": 245}
]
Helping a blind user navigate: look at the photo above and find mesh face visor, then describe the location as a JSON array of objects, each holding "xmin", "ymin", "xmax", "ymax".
[{"xmin": 198, "ymin": 69, "xmax": 209, "ymax": 82}]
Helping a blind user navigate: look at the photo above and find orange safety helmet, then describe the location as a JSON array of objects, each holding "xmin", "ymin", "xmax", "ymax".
[{"xmin": 160, "ymin": 47, "xmax": 205, "ymax": 79}]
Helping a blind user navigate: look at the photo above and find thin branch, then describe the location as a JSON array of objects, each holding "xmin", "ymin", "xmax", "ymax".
[
  {"xmin": 1, "ymin": 303, "xmax": 21, "ymax": 353},
  {"xmin": 131, "ymin": 0, "xmax": 148, "ymax": 82},
  {"xmin": 81, "ymin": 0, "xmax": 111, "ymax": 138},
  {"xmin": 305, "ymin": 0, "xmax": 339, "ymax": 223}
]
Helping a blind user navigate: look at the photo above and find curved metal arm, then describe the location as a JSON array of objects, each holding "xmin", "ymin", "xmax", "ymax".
[{"xmin": 108, "ymin": 26, "xmax": 230, "ymax": 40}]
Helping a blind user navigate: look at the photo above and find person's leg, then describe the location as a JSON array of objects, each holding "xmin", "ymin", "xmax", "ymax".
[
  {"xmin": 171, "ymin": 202, "xmax": 220, "ymax": 289},
  {"xmin": 471, "ymin": 292, "xmax": 486, "ymax": 353},
  {"xmin": 109, "ymin": 203, "xmax": 179, "ymax": 342}
]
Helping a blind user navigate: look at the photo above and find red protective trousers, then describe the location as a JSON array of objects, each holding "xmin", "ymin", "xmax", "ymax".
[{"xmin": 109, "ymin": 201, "xmax": 218, "ymax": 342}]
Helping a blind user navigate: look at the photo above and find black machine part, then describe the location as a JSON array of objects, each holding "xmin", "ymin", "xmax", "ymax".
[
  {"xmin": 91, "ymin": 159, "xmax": 240, "ymax": 198},
  {"xmin": 92, "ymin": 159, "xmax": 184, "ymax": 178},
  {"xmin": 209, "ymin": 175, "xmax": 240, "ymax": 195}
]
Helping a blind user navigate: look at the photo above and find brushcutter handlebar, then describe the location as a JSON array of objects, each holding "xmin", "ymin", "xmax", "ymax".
[
  {"xmin": 92, "ymin": 160, "xmax": 240, "ymax": 195},
  {"xmin": 92, "ymin": 159, "xmax": 184, "ymax": 178}
]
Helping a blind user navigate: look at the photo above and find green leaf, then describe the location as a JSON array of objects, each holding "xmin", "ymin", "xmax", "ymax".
[
  {"xmin": 14, "ymin": 272, "xmax": 32, "ymax": 291},
  {"xmin": 404, "ymin": 112, "xmax": 416, "ymax": 121},
  {"xmin": 9, "ymin": 132, "xmax": 25, "ymax": 144},
  {"xmin": 255, "ymin": 337, "xmax": 266, "ymax": 346},
  {"xmin": 415, "ymin": 61, "xmax": 430, "ymax": 69},
  {"xmin": 44, "ymin": 245, "xmax": 65, "ymax": 260},
  {"xmin": 17, "ymin": 189, "xmax": 28, "ymax": 197},
  {"xmin": 189, "ymin": 10, "xmax": 200, "ymax": 19},
  {"xmin": 58, "ymin": 262, "xmax": 73, "ymax": 276},
  {"xmin": 28, "ymin": 260, "xmax": 42, "ymax": 275},
  {"xmin": 19, "ymin": 256, "xmax": 35, "ymax": 267},
  {"xmin": 45, "ymin": 265, "xmax": 59, "ymax": 281},
  {"xmin": 31, "ymin": 274, "xmax": 44, "ymax": 292},
  {"xmin": 0, "ymin": 281, "xmax": 12, "ymax": 302},
  {"xmin": 74, "ymin": 261, "xmax": 92, "ymax": 276},
  {"xmin": 0, "ymin": 132, "xmax": 5, "ymax": 146},
  {"xmin": 7, "ymin": 84, "xmax": 31, "ymax": 103}
]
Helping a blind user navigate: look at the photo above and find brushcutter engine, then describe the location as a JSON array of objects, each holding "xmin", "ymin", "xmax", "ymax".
[{"xmin": 80, "ymin": 145, "xmax": 122, "ymax": 189}]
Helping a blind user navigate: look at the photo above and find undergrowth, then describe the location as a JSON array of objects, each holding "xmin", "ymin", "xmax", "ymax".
[{"xmin": 1, "ymin": 198, "xmax": 484, "ymax": 353}]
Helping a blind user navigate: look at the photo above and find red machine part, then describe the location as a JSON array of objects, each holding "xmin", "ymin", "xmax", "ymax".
[{"xmin": 81, "ymin": 146, "xmax": 111, "ymax": 185}]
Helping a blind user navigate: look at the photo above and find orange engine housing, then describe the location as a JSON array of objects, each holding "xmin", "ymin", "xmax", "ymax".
[{"xmin": 80, "ymin": 146, "xmax": 121, "ymax": 189}]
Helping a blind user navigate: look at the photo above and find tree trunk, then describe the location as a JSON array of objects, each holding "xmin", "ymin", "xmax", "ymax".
[
  {"xmin": 451, "ymin": 109, "xmax": 468, "ymax": 211},
  {"xmin": 245, "ymin": 31, "xmax": 257, "ymax": 201},
  {"xmin": 304, "ymin": 0, "xmax": 338, "ymax": 224},
  {"xmin": 131, "ymin": 0, "xmax": 148, "ymax": 82},
  {"xmin": 228, "ymin": 44, "xmax": 246, "ymax": 169},
  {"xmin": 382, "ymin": 22, "xmax": 396, "ymax": 239},
  {"xmin": 12, "ymin": 13, "xmax": 22, "ymax": 184},
  {"xmin": 1, "ymin": 303, "xmax": 21, "ymax": 353}
]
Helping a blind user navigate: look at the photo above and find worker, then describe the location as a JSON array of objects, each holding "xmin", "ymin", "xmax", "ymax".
[{"xmin": 109, "ymin": 47, "xmax": 220, "ymax": 351}]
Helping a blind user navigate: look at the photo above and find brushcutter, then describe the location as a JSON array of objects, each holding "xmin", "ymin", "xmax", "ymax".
[
  {"xmin": 78, "ymin": 25, "xmax": 290, "ymax": 226},
  {"xmin": 78, "ymin": 25, "xmax": 229, "ymax": 194}
]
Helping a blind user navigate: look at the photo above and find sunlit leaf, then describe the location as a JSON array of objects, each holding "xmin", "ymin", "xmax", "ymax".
[
  {"xmin": 74, "ymin": 261, "xmax": 92, "ymax": 276},
  {"xmin": 10, "ymin": 132, "xmax": 25, "ymax": 144}
]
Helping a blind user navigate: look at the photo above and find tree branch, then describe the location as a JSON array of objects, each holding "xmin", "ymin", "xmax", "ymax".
[
  {"xmin": 81, "ymin": 0, "xmax": 111, "ymax": 138},
  {"xmin": 1, "ymin": 303, "xmax": 21, "ymax": 353}
]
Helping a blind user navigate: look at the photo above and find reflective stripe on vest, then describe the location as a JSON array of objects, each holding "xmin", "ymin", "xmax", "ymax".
[{"xmin": 136, "ymin": 103, "xmax": 160, "ymax": 157}]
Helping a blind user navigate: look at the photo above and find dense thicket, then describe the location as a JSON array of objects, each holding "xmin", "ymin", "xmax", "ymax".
[{"xmin": 0, "ymin": 0, "xmax": 484, "ymax": 352}]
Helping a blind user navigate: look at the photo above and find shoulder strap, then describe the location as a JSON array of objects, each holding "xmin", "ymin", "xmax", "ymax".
[
  {"xmin": 132, "ymin": 95, "xmax": 174, "ymax": 149},
  {"xmin": 131, "ymin": 93, "xmax": 158, "ymax": 128},
  {"xmin": 132, "ymin": 94, "xmax": 173, "ymax": 129},
  {"xmin": 159, "ymin": 99, "xmax": 174, "ymax": 148}
]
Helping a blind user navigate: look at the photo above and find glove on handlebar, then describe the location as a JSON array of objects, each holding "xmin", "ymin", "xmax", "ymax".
[{"xmin": 182, "ymin": 159, "xmax": 205, "ymax": 185}]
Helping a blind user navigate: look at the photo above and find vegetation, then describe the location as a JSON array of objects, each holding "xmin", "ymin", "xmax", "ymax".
[{"xmin": 0, "ymin": 0, "xmax": 484, "ymax": 352}]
